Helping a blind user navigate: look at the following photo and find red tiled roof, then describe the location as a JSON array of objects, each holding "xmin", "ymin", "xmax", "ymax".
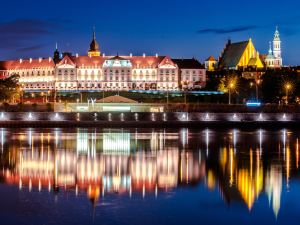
[
  {"xmin": 0, "ymin": 55, "xmax": 202, "ymax": 70},
  {"xmin": 0, "ymin": 58, "xmax": 55, "ymax": 70},
  {"xmin": 71, "ymin": 56, "xmax": 106, "ymax": 68}
]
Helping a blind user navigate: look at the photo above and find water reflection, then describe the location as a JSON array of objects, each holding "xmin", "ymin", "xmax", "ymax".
[{"xmin": 0, "ymin": 128, "xmax": 300, "ymax": 220}]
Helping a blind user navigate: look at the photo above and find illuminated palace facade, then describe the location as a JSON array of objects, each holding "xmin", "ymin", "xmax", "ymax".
[{"xmin": 0, "ymin": 31, "xmax": 206, "ymax": 91}]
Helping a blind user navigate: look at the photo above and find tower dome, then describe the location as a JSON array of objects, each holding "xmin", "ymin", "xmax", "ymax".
[{"xmin": 88, "ymin": 27, "xmax": 101, "ymax": 57}]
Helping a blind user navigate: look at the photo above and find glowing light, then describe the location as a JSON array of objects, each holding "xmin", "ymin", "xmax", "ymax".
[
  {"xmin": 27, "ymin": 112, "xmax": 33, "ymax": 120},
  {"xmin": 246, "ymin": 102, "xmax": 261, "ymax": 107},
  {"xmin": 203, "ymin": 113, "xmax": 211, "ymax": 121},
  {"xmin": 134, "ymin": 113, "xmax": 138, "ymax": 121},
  {"xmin": 258, "ymin": 113, "xmax": 264, "ymax": 121},
  {"xmin": 108, "ymin": 113, "xmax": 112, "ymax": 121}
]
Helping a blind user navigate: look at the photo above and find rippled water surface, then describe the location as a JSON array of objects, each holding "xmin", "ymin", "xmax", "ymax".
[{"xmin": 0, "ymin": 128, "xmax": 299, "ymax": 225}]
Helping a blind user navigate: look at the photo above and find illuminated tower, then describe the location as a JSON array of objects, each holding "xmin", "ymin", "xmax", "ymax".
[
  {"xmin": 273, "ymin": 26, "xmax": 282, "ymax": 67},
  {"xmin": 88, "ymin": 27, "xmax": 101, "ymax": 57}
]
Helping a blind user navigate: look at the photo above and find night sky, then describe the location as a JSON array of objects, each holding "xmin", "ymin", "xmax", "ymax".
[{"xmin": 0, "ymin": 0, "xmax": 299, "ymax": 65}]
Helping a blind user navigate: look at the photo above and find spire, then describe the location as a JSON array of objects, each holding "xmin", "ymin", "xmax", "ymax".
[
  {"xmin": 53, "ymin": 42, "xmax": 60, "ymax": 64},
  {"xmin": 93, "ymin": 26, "xmax": 96, "ymax": 40},
  {"xmin": 268, "ymin": 41, "xmax": 273, "ymax": 55},
  {"xmin": 88, "ymin": 26, "xmax": 101, "ymax": 57},
  {"xmin": 274, "ymin": 26, "xmax": 280, "ymax": 40}
]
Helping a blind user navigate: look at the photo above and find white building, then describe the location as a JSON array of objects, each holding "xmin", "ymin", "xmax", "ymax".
[{"xmin": 265, "ymin": 27, "xmax": 283, "ymax": 68}]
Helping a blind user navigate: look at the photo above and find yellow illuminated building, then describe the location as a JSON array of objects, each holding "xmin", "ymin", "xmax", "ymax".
[{"xmin": 219, "ymin": 38, "xmax": 264, "ymax": 70}]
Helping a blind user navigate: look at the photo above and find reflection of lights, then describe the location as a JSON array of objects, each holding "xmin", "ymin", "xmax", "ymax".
[
  {"xmin": 163, "ymin": 113, "xmax": 167, "ymax": 121},
  {"xmin": 0, "ymin": 112, "xmax": 5, "ymax": 120},
  {"xmin": 0, "ymin": 128, "xmax": 5, "ymax": 153},
  {"xmin": 205, "ymin": 129, "xmax": 209, "ymax": 156},
  {"xmin": 207, "ymin": 170, "xmax": 215, "ymax": 190},
  {"xmin": 134, "ymin": 113, "xmax": 138, "ymax": 121},
  {"xmin": 282, "ymin": 129, "xmax": 287, "ymax": 160},
  {"xmin": 258, "ymin": 129, "xmax": 263, "ymax": 157},
  {"xmin": 180, "ymin": 129, "xmax": 188, "ymax": 148},
  {"xmin": 103, "ymin": 133, "xmax": 131, "ymax": 155},
  {"xmin": 229, "ymin": 148, "xmax": 234, "ymax": 186},
  {"xmin": 120, "ymin": 113, "xmax": 124, "ymax": 122},
  {"xmin": 297, "ymin": 139, "xmax": 299, "ymax": 169},
  {"xmin": 265, "ymin": 166, "xmax": 282, "ymax": 218},
  {"xmin": 19, "ymin": 179, "xmax": 22, "ymax": 190},
  {"xmin": 237, "ymin": 167, "xmax": 263, "ymax": 210},
  {"xmin": 151, "ymin": 113, "xmax": 156, "ymax": 122},
  {"xmin": 233, "ymin": 129, "xmax": 238, "ymax": 153},
  {"xmin": 29, "ymin": 179, "xmax": 32, "ymax": 192},
  {"xmin": 286, "ymin": 146, "xmax": 290, "ymax": 188},
  {"xmin": 108, "ymin": 113, "xmax": 112, "ymax": 122}
]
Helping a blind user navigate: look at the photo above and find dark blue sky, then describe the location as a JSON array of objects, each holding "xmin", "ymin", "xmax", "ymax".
[{"xmin": 0, "ymin": 0, "xmax": 299, "ymax": 65}]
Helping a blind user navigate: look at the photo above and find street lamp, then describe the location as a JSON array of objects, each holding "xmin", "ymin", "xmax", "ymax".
[
  {"xmin": 256, "ymin": 79, "xmax": 261, "ymax": 102},
  {"xmin": 228, "ymin": 82, "xmax": 234, "ymax": 105},
  {"xmin": 285, "ymin": 83, "xmax": 291, "ymax": 105}
]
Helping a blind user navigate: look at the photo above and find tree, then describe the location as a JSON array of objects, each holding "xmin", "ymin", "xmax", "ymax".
[
  {"xmin": 0, "ymin": 74, "xmax": 21, "ymax": 102},
  {"xmin": 218, "ymin": 74, "xmax": 239, "ymax": 104}
]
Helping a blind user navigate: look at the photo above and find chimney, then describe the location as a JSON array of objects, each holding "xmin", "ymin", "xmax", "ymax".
[
  {"xmin": 143, "ymin": 53, "xmax": 146, "ymax": 58},
  {"xmin": 76, "ymin": 53, "xmax": 79, "ymax": 58},
  {"xmin": 49, "ymin": 57, "xmax": 52, "ymax": 62},
  {"xmin": 103, "ymin": 53, "xmax": 105, "ymax": 57},
  {"xmin": 130, "ymin": 53, "xmax": 133, "ymax": 58},
  {"xmin": 39, "ymin": 57, "xmax": 42, "ymax": 63},
  {"xmin": 19, "ymin": 59, "xmax": 23, "ymax": 64},
  {"xmin": 29, "ymin": 58, "xmax": 32, "ymax": 63},
  {"xmin": 155, "ymin": 53, "xmax": 158, "ymax": 58}
]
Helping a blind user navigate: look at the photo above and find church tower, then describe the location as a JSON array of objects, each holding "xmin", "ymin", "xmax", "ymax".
[
  {"xmin": 53, "ymin": 43, "xmax": 60, "ymax": 64},
  {"xmin": 88, "ymin": 27, "xmax": 101, "ymax": 57},
  {"xmin": 273, "ymin": 26, "xmax": 282, "ymax": 67}
]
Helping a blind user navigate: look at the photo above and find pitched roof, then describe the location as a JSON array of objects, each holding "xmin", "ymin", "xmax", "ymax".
[
  {"xmin": 97, "ymin": 95, "xmax": 137, "ymax": 103},
  {"xmin": 71, "ymin": 56, "xmax": 106, "ymax": 67},
  {"xmin": 57, "ymin": 55, "xmax": 76, "ymax": 67},
  {"xmin": 173, "ymin": 58, "xmax": 204, "ymax": 69},
  {"xmin": 0, "ymin": 58, "xmax": 55, "ymax": 70},
  {"xmin": 219, "ymin": 41, "xmax": 249, "ymax": 69},
  {"xmin": 206, "ymin": 56, "xmax": 216, "ymax": 61}
]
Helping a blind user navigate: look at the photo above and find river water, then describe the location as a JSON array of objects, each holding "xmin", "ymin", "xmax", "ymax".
[{"xmin": 0, "ymin": 128, "xmax": 299, "ymax": 225}]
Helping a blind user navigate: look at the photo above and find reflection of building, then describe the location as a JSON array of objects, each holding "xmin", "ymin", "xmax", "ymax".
[
  {"xmin": 0, "ymin": 129, "xmax": 205, "ymax": 199},
  {"xmin": 0, "ymin": 30, "xmax": 206, "ymax": 91},
  {"xmin": 1, "ymin": 128, "xmax": 299, "ymax": 217}
]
